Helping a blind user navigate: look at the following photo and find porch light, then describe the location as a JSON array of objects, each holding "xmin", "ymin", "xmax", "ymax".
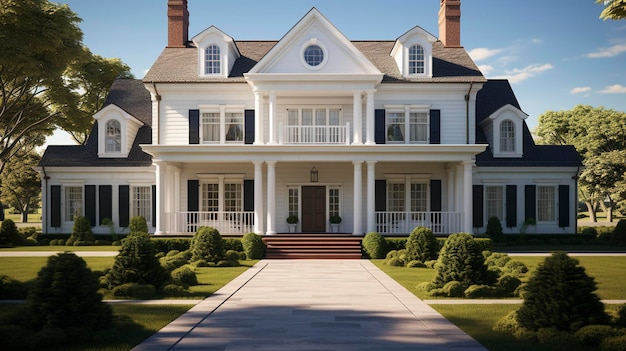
[{"xmin": 310, "ymin": 166, "xmax": 319, "ymax": 182}]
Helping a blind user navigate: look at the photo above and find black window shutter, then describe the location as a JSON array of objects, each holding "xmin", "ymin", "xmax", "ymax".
[
  {"xmin": 152, "ymin": 185, "xmax": 157, "ymax": 228},
  {"xmin": 119, "ymin": 185, "xmax": 130, "ymax": 228},
  {"xmin": 187, "ymin": 180, "xmax": 199, "ymax": 211},
  {"xmin": 50, "ymin": 185, "xmax": 61, "ymax": 227},
  {"xmin": 506, "ymin": 185, "xmax": 517, "ymax": 228},
  {"xmin": 374, "ymin": 109, "xmax": 386, "ymax": 144},
  {"xmin": 429, "ymin": 109, "xmax": 441, "ymax": 144},
  {"xmin": 244, "ymin": 110, "xmax": 255, "ymax": 144},
  {"xmin": 375, "ymin": 180, "xmax": 387, "ymax": 211},
  {"xmin": 99, "ymin": 185, "xmax": 112, "ymax": 225},
  {"xmin": 559, "ymin": 185, "xmax": 570, "ymax": 227},
  {"xmin": 430, "ymin": 180, "xmax": 442, "ymax": 211},
  {"xmin": 189, "ymin": 109, "xmax": 200, "ymax": 144},
  {"xmin": 473, "ymin": 185, "xmax": 484, "ymax": 228},
  {"xmin": 525, "ymin": 185, "xmax": 536, "ymax": 222},
  {"xmin": 85, "ymin": 185, "xmax": 96, "ymax": 226},
  {"xmin": 243, "ymin": 180, "xmax": 254, "ymax": 211}
]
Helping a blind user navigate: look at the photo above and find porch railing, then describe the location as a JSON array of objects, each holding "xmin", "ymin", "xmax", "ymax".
[
  {"xmin": 166, "ymin": 211, "xmax": 254, "ymax": 234},
  {"xmin": 375, "ymin": 211, "xmax": 463, "ymax": 235},
  {"xmin": 279, "ymin": 123, "xmax": 350, "ymax": 144}
]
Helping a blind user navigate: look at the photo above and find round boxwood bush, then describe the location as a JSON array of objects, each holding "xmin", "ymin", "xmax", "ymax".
[
  {"xmin": 575, "ymin": 325, "xmax": 622, "ymax": 347},
  {"xmin": 485, "ymin": 216, "xmax": 503, "ymax": 241},
  {"xmin": 362, "ymin": 232, "xmax": 387, "ymax": 259},
  {"xmin": 242, "ymin": 232, "xmax": 265, "ymax": 259},
  {"xmin": 25, "ymin": 252, "xmax": 112, "ymax": 331},
  {"xmin": 613, "ymin": 219, "xmax": 626, "ymax": 244},
  {"xmin": 171, "ymin": 265, "xmax": 198, "ymax": 286},
  {"xmin": 431, "ymin": 233, "xmax": 491, "ymax": 291},
  {"xmin": 0, "ymin": 219, "xmax": 22, "ymax": 246},
  {"xmin": 464, "ymin": 284, "xmax": 497, "ymax": 298},
  {"xmin": 190, "ymin": 226, "xmax": 225, "ymax": 263},
  {"xmin": 405, "ymin": 226, "xmax": 439, "ymax": 263},
  {"xmin": 111, "ymin": 282, "xmax": 156, "ymax": 299},
  {"xmin": 129, "ymin": 216, "xmax": 149, "ymax": 234},
  {"xmin": 68, "ymin": 216, "xmax": 94, "ymax": 245},
  {"xmin": 516, "ymin": 252, "xmax": 609, "ymax": 332},
  {"xmin": 442, "ymin": 281, "xmax": 464, "ymax": 297}
]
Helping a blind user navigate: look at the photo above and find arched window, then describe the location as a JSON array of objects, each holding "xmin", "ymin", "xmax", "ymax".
[
  {"xmin": 408, "ymin": 44, "xmax": 425, "ymax": 75},
  {"xmin": 105, "ymin": 120, "xmax": 121, "ymax": 153},
  {"xmin": 500, "ymin": 120, "xmax": 515, "ymax": 152},
  {"xmin": 204, "ymin": 45, "xmax": 221, "ymax": 74}
]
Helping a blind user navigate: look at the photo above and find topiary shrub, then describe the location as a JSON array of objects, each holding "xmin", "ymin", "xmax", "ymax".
[
  {"xmin": 111, "ymin": 282, "xmax": 156, "ymax": 299},
  {"xmin": 464, "ymin": 284, "xmax": 497, "ymax": 298},
  {"xmin": 105, "ymin": 233, "xmax": 170, "ymax": 289},
  {"xmin": 431, "ymin": 233, "xmax": 492, "ymax": 291},
  {"xmin": 485, "ymin": 216, "xmax": 504, "ymax": 241},
  {"xmin": 0, "ymin": 219, "xmax": 22, "ymax": 246},
  {"xmin": 362, "ymin": 232, "xmax": 387, "ymax": 259},
  {"xmin": 159, "ymin": 250, "xmax": 192, "ymax": 271},
  {"xmin": 497, "ymin": 275, "xmax": 522, "ymax": 296},
  {"xmin": 162, "ymin": 283, "xmax": 187, "ymax": 297},
  {"xmin": 25, "ymin": 252, "xmax": 112, "ymax": 331},
  {"xmin": 0, "ymin": 274, "xmax": 28, "ymax": 299},
  {"xmin": 223, "ymin": 238, "xmax": 244, "ymax": 252},
  {"xmin": 242, "ymin": 232, "xmax": 265, "ymax": 259},
  {"xmin": 68, "ymin": 216, "xmax": 94, "ymax": 245},
  {"xmin": 575, "ymin": 325, "xmax": 622, "ymax": 347},
  {"xmin": 600, "ymin": 335, "xmax": 626, "ymax": 351},
  {"xmin": 405, "ymin": 226, "xmax": 439, "ymax": 263},
  {"xmin": 536, "ymin": 327, "xmax": 578, "ymax": 347},
  {"xmin": 129, "ymin": 216, "xmax": 149, "ymax": 234},
  {"xmin": 171, "ymin": 265, "xmax": 198, "ymax": 287},
  {"xmin": 516, "ymin": 252, "xmax": 610, "ymax": 332},
  {"xmin": 612, "ymin": 219, "xmax": 626, "ymax": 244},
  {"xmin": 615, "ymin": 304, "xmax": 626, "ymax": 327},
  {"xmin": 442, "ymin": 281, "xmax": 464, "ymax": 297},
  {"xmin": 190, "ymin": 226, "xmax": 225, "ymax": 263},
  {"xmin": 406, "ymin": 260, "xmax": 426, "ymax": 268},
  {"xmin": 581, "ymin": 227, "xmax": 598, "ymax": 237}
]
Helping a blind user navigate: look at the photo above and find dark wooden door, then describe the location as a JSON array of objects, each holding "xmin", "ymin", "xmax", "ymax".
[{"xmin": 302, "ymin": 186, "xmax": 326, "ymax": 232}]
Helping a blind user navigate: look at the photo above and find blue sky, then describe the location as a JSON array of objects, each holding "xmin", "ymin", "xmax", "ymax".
[{"xmin": 48, "ymin": 0, "xmax": 626, "ymax": 145}]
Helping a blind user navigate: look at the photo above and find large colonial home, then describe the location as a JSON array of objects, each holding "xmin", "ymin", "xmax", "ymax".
[{"xmin": 38, "ymin": 0, "xmax": 581, "ymax": 236}]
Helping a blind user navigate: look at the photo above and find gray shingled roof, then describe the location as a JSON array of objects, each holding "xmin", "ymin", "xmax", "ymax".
[
  {"xmin": 143, "ymin": 41, "xmax": 485, "ymax": 83},
  {"xmin": 474, "ymin": 80, "xmax": 582, "ymax": 168},
  {"xmin": 39, "ymin": 79, "xmax": 153, "ymax": 167}
]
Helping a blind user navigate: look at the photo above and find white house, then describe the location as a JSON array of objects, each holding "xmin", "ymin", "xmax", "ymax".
[{"xmin": 38, "ymin": 0, "xmax": 582, "ymax": 236}]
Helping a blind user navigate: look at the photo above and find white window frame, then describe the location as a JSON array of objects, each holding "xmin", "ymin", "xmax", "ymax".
[
  {"xmin": 131, "ymin": 186, "xmax": 152, "ymax": 224},
  {"xmin": 198, "ymin": 175, "xmax": 244, "ymax": 213},
  {"xmin": 484, "ymin": 105, "xmax": 526, "ymax": 158},
  {"xmin": 537, "ymin": 185, "xmax": 557, "ymax": 223},
  {"xmin": 64, "ymin": 186, "xmax": 83, "ymax": 223},
  {"xmin": 328, "ymin": 186, "xmax": 341, "ymax": 219},
  {"xmin": 386, "ymin": 175, "xmax": 430, "ymax": 213},
  {"xmin": 384, "ymin": 105, "xmax": 430, "ymax": 144},
  {"xmin": 204, "ymin": 44, "xmax": 221, "ymax": 75},
  {"xmin": 285, "ymin": 106, "xmax": 342, "ymax": 126},
  {"xmin": 300, "ymin": 38, "xmax": 328, "ymax": 71},
  {"xmin": 105, "ymin": 120, "xmax": 121, "ymax": 153},
  {"xmin": 485, "ymin": 186, "xmax": 504, "ymax": 223},
  {"xmin": 408, "ymin": 44, "xmax": 425, "ymax": 75},
  {"xmin": 500, "ymin": 119, "xmax": 516, "ymax": 153},
  {"xmin": 199, "ymin": 105, "xmax": 245, "ymax": 144}
]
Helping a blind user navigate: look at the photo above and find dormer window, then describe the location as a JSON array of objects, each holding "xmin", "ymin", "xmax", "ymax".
[
  {"xmin": 105, "ymin": 120, "xmax": 121, "ymax": 153},
  {"xmin": 500, "ymin": 120, "xmax": 515, "ymax": 152},
  {"xmin": 204, "ymin": 45, "xmax": 221, "ymax": 75},
  {"xmin": 408, "ymin": 45, "xmax": 425, "ymax": 75},
  {"xmin": 480, "ymin": 104, "xmax": 527, "ymax": 158}
]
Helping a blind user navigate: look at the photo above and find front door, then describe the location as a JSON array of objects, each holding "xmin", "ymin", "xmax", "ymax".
[{"xmin": 302, "ymin": 186, "xmax": 326, "ymax": 232}]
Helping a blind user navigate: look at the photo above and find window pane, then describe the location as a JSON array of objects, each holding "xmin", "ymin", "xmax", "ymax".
[
  {"xmin": 409, "ymin": 45, "xmax": 425, "ymax": 74},
  {"xmin": 64, "ymin": 186, "xmax": 83, "ymax": 221},
  {"xmin": 201, "ymin": 112, "xmax": 220, "ymax": 142},
  {"xmin": 410, "ymin": 183, "xmax": 427, "ymax": 212},
  {"xmin": 537, "ymin": 186, "xmax": 555, "ymax": 222},
  {"xmin": 386, "ymin": 112, "xmax": 405, "ymax": 142},
  {"xmin": 204, "ymin": 45, "xmax": 221, "ymax": 74},
  {"xmin": 329, "ymin": 188, "xmax": 339, "ymax": 217},
  {"xmin": 105, "ymin": 120, "xmax": 121, "ymax": 152},
  {"xmin": 225, "ymin": 112, "xmax": 243, "ymax": 142},
  {"xmin": 388, "ymin": 183, "xmax": 405, "ymax": 212},
  {"xmin": 485, "ymin": 186, "xmax": 504, "ymax": 222},
  {"xmin": 288, "ymin": 188, "xmax": 299, "ymax": 217},
  {"xmin": 329, "ymin": 109, "xmax": 340, "ymax": 125},
  {"xmin": 302, "ymin": 109, "xmax": 313, "ymax": 125},
  {"xmin": 224, "ymin": 183, "xmax": 242, "ymax": 212},
  {"xmin": 304, "ymin": 45, "xmax": 324, "ymax": 66},
  {"xmin": 315, "ymin": 109, "xmax": 326, "ymax": 126},
  {"xmin": 201, "ymin": 184, "xmax": 219, "ymax": 212},
  {"xmin": 500, "ymin": 120, "xmax": 515, "ymax": 152},
  {"xmin": 132, "ymin": 186, "xmax": 151, "ymax": 223},
  {"xmin": 288, "ymin": 110, "xmax": 298, "ymax": 125},
  {"xmin": 409, "ymin": 112, "xmax": 428, "ymax": 142}
]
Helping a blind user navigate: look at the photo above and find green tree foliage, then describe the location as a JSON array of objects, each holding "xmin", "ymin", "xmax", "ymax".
[
  {"xmin": 536, "ymin": 105, "xmax": 626, "ymax": 218},
  {"xmin": 242, "ymin": 232, "xmax": 265, "ymax": 259},
  {"xmin": 67, "ymin": 215, "xmax": 94, "ymax": 245},
  {"xmin": 405, "ymin": 226, "xmax": 439, "ymax": 262},
  {"xmin": 485, "ymin": 216, "xmax": 504, "ymax": 240},
  {"xmin": 105, "ymin": 233, "xmax": 170, "ymax": 289},
  {"xmin": 362, "ymin": 232, "xmax": 388, "ymax": 259},
  {"xmin": 0, "ymin": 151, "xmax": 41, "ymax": 222},
  {"xmin": 190, "ymin": 226, "xmax": 225, "ymax": 263},
  {"xmin": 129, "ymin": 216, "xmax": 149, "ymax": 234},
  {"xmin": 25, "ymin": 252, "xmax": 112, "ymax": 331},
  {"xmin": 516, "ymin": 252, "xmax": 609, "ymax": 332},
  {"xmin": 0, "ymin": 218, "xmax": 22, "ymax": 245},
  {"xmin": 431, "ymin": 233, "xmax": 491, "ymax": 290},
  {"xmin": 597, "ymin": 0, "xmax": 626, "ymax": 20}
]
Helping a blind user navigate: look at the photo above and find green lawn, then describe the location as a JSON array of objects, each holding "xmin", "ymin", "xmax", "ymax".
[{"xmin": 0, "ymin": 245, "xmax": 120, "ymax": 251}]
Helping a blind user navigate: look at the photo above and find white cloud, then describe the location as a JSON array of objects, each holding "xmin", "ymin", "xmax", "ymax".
[
  {"xmin": 599, "ymin": 84, "xmax": 626, "ymax": 94},
  {"xmin": 499, "ymin": 63, "xmax": 554, "ymax": 83},
  {"xmin": 570, "ymin": 87, "xmax": 592, "ymax": 94},
  {"xmin": 586, "ymin": 43, "xmax": 626, "ymax": 58},
  {"xmin": 468, "ymin": 47, "xmax": 503, "ymax": 62},
  {"xmin": 477, "ymin": 64, "xmax": 494, "ymax": 75}
]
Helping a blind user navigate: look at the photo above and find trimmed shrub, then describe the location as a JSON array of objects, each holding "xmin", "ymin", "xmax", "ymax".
[
  {"xmin": 152, "ymin": 238, "xmax": 191, "ymax": 253},
  {"xmin": 575, "ymin": 325, "xmax": 622, "ymax": 346},
  {"xmin": 405, "ymin": 226, "xmax": 439, "ymax": 263},
  {"xmin": 159, "ymin": 250, "xmax": 192, "ymax": 271},
  {"xmin": 111, "ymin": 283, "xmax": 156, "ymax": 299},
  {"xmin": 0, "ymin": 219, "xmax": 22, "ymax": 246},
  {"xmin": 431, "ymin": 233, "xmax": 491, "ymax": 291},
  {"xmin": 242, "ymin": 232, "xmax": 265, "ymax": 259},
  {"xmin": 171, "ymin": 265, "xmax": 198, "ymax": 286},
  {"xmin": 615, "ymin": 304, "xmax": 626, "ymax": 327},
  {"xmin": 581, "ymin": 227, "xmax": 598, "ymax": 237},
  {"xmin": 190, "ymin": 226, "xmax": 225, "ymax": 263},
  {"xmin": 464, "ymin": 284, "xmax": 497, "ymax": 298},
  {"xmin": 613, "ymin": 219, "xmax": 626, "ymax": 244},
  {"xmin": 25, "ymin": 252, "xmax": 112, "ymax": 331},
  {"xmin": 485, "ymin": 216, "xmax": 504, "ymax": 241},
  {"xmin": 129, "ymin": 216, "xmax": 149, "ymax": 234},
  {"xmin": 223, "ymin": 238, "xmax": 244, "ymax": 252},
  {"xmin": 386, "ymin": 238, "xmax": 407, "ymax": 251},
  {"xmin": 0, "ymin": 274, "xmax": 28, "ymax": 299},
  {"xmin": 94, "ymin": 240, "xmax": 112, "ymax": 246},
  {"xmin": 224, "ymin": 249, "xmax": 241, "ymax": 262},
  {"xmin": 162, "ymin": 283, "xmax": 187, "ymax": 297},
  {"xmin": 69, "ymin": 216, "xmax": 95, "ymax": 245},
  {"xmin": 497, "ymin": 275, "xmax": 522, "ymax": 296},
  {"xmin": 442, "ymin": 281, "xmax": 464, "ymax": 297},
  {"xmin": 493, "ymin": 310, "xmax": 520, "ymax": 334},
  {"xmin": 516, "ymin": 252, "xmax": 610, "ymax": 332},
  {"xmin": 362, "ymin": 232, "xmax": 387, "ymax": 259},
  {"xmin": 406, "ymin": 260, "xmax": 426, "ymax": 268},
  {"xmin": 536, "ymin": 327, "xmax": 577, "ymax": 347},
  {"xmin": 601, "ymin": 335, "xmax": 626, "ymax": 351}
]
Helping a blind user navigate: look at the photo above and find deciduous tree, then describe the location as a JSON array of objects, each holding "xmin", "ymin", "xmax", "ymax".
[
  {"xmin": 0, "ymin": 151, "xmax": 41, "ymax": 222},
  {"xmin": 597, "ymin": 0, "xmax": 626, "ymax": 20}
]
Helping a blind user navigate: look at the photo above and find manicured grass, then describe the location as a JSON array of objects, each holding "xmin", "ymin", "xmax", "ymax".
[
  {"xmin": 0, "ymin": 257, "xmax": 115, "ymax": 281},
  {"xmin": 0, "ymin": 245, "xmax": 120, "ymax": 252}
]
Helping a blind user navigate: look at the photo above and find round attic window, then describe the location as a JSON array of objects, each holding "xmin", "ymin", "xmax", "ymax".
[{"xmin": 303, "ymin": 45, "xmax": 324, "ymax": 67}]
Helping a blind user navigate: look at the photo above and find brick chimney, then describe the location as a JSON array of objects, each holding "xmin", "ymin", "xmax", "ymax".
[
  {"xmin": 167, "ymin": 0, "xmax": 189, "ymax": 48},
  {"xmin": 438, "ymin": 0, "xmax": 461, "ymax": 48}
]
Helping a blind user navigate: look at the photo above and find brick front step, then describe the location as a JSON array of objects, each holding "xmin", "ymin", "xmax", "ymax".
[{"xmin": 262, "ymin": 235, "xmax": 363, "ymax": 259}]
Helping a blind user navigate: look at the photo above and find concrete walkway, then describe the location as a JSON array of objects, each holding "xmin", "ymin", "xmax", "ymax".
[{"xmin": 133, "ymin": 260, "xmax": 487, "ymax": 351}]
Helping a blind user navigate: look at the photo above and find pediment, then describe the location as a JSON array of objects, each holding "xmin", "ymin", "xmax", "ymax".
[
  {"xmin": 93, "ymin": 104, "xmax": 143, "ymax": 126},
  {"xmin": 247, "ymin": 8, "xmax": 381, "ymax": 76}
]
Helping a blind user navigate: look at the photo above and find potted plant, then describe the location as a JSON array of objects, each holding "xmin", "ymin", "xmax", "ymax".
[
  {"xmin": 286, "ymin": 214, "xmax": 298, "ymax": 233},
  {"xmin": 329, "ymin": 215, "xmax": 342, "ymax": 233}
]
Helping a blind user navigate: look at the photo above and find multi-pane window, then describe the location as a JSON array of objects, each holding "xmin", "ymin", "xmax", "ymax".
[
  {"xmin": 288, "ymin": 188, "xmax": 299, "ymax": 217},
  {"xmin": 105, "ymin": 120, "xmax": 121, "ymax": 153},
  {"xmin": 410, "ymin": 183, "xmax": 427, "ymax": 212},
  {"xmin": 303, "ymin": 45, "xmax": 324, "ymax": 67},
  {"xmin": 388, "ymin": 183, "xmax": 405, "ymax": 212},
  {"xmin": 387, "ymin": 112, "xmax": 405, "ymax": 142},
  {"xmin": 500, "ymin": 120, "xmax": 515, "ymax": 152},
  {"xmin": 329, "ymin": 188, "xmax": 340, "ymax": 218},
  {"xmin": 201, "ymin": 110, "xmax": 244, "ymax": 144},
  {"xmin": 409, "ymin": 112, "xmax": 428, "ymax": 143},
  {"xmin": 64, "ymin": 186, "xmax": 83, "ymax": 222},
  {"xmin": 537, "ymin": 186, "xmax": 555, "ymax": 222},
  {"xmin": 225, "ymin": 112, "xmax": 243, "ymax": 142},
  {"xmin": 224, "ymin": 183, "xmax": 242, "ymax": 212},
  {"xmin": 201, "ymin": 184, "xmax": 219, "ymax": 212},
  {"xmin": 485, "ymin": 186, "xmax": 504, "ymax": 222},
  {"xmin": 387, "ymin": 108, "xmax": 429, "ymax": 143},
  {"xmin": 204, "ymin": 45, "xmax": 221, "ymax": 74},
  {"xmin": 132, "ymin": 186, "xmax": 151, "ymax": 223},
  {"xmin": 408, "ymin": 44, "xmax": 425, "ymax": 74},
  {"xmin": 201, "ymin": 183, "xmax": 242, "ymax": 212},
  {"xmin": 201, "ymin": 112, "xmax": 220, "ymax": 143}
]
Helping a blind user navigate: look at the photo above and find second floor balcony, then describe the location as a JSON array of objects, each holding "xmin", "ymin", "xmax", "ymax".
[{"xmin": 279, "ymin": 123, "xmax": 351, "ymax": 144}]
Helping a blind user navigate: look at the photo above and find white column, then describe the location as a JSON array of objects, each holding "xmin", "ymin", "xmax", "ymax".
[
  {"xmin": 366, "ymin": 161, "xmax": 377, "ymax": 233},
  {"xmin": 447, "ymin": 166, "xmax": 455, "ymax": 212},
  {"xmin": 266, "ymin": 161, "xmax": 277, "ymax": 235},
  {"xmin": 455, "ymin": 163, "xmax": 463, "ymax": 212},
  {"xmin": 254, "ymin": 92, "xmax": 263, "ymax": 145},
  {"xmin": 39, "ymin": 171, "xmax": 48, "ymax": 233},
  {"xmin": 253, "ymin": 161, "xmax": 264, "ymax": 235},
  {"xmin": 365, "ymin": 90, "xmax": 375, "ymax": 145},
  {"xmin": 353, "ymin": 161, "xmax": 363, "ymax": 235},
  {"xmin": 352, "ymin": 91, "xmax": 362, "ymax": 145},
  {"xmin": 463, "ymin": 161, "xmax": 474, "ymax": 233},
  {"xmin": 155, "ymin": 162, "xmax": 167, "ymax": 234},
  {"xmin": 174, "ymin": 167, "xmax": 181, "ymax": 213},
  {"xmin": 268, "ymin": 92, "xmax": 276, "ymax": 144}
]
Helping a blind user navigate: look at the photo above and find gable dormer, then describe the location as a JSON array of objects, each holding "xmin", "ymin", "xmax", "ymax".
[
  {"xmin": 94, "ymin": 104, "xmax": 144, "ymax": 158},
  {"xmin": 192, "ymin": 26, "xmax": 240, "ymax": 78},
  {"xmin": 480, "ymin": 104, "xmax": 527, "ymax": 158},
  {"xmin": 391, "ymin": 26, "xmax": 437, "ymax": 79}
]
